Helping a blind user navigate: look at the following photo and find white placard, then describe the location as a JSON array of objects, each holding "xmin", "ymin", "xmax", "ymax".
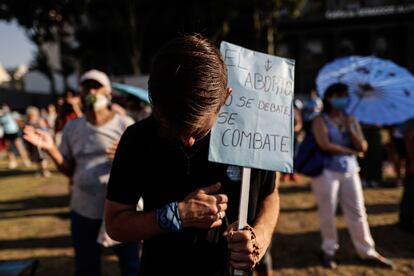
[{"xmin": 209, "ymin": 41, "xmax": 295, "ymax": 173}]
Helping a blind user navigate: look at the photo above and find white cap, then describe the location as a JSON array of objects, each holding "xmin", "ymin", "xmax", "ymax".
[{"xmin": 80, "ymin": 69, "xmax": 111, "ymax": 92}]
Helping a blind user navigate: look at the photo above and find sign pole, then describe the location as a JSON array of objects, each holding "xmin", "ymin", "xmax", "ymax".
[{"xmin": 234, "ymin": 167, "xmax": 251, "ymax": 276}]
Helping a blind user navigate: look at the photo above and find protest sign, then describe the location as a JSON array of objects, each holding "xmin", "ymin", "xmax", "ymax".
[{"xmin": 209, "ymin": 41, "xmax": 295, "ymax": 173}]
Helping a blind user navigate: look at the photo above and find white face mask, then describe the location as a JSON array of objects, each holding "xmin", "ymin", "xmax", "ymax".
[{"xmin": 92, "ymin": 94, "xmax": 110, "ymax": 111}]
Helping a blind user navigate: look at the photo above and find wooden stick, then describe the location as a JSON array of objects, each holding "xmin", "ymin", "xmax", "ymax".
[{"xmin": 234, "ymin": 167, "xmax": 251, "ymax": 276}]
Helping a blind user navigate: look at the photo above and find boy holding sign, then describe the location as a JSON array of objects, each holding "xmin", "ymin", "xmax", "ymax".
[{"xmin": 105, "ymin": 35, "xmax": 280, "ymax": 275}]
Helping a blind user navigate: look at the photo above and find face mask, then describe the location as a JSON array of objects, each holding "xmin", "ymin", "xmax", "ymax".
[
  {"xmin": 330, "ymin": 97, "xmax": 350, "ymax": 110},
  {"xmin": 84, "ymin": 94, "xmax": 110, "ymax": 111}
]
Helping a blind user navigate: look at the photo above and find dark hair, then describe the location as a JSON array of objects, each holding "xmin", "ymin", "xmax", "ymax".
[
  {"xmin": 322, "ymin": 83, "xmax": 348, "ymax": 113},
  {"xmin": 148, "ymin": 34, "xmax": 228, "ymax": 138},
  {"xmin": 64, "ymin": 88, "xmax": 79, "ymax": 98}
]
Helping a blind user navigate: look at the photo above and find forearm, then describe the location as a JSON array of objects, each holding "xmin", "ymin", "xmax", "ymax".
[
  {"xmin": 47, "ymin": 145, "xmax": 74, "ymax": 177},
  {"xmin": 253, "ymin": 174, "xmax": 280, "ymax": 258},
  {"xmin": 313, "ymin": 117, "xmax": 356, "ymax": 155},
  {"xmin": 105, "ymin": 183, "xmax": 226, "ymax": 242},
  {"xmin": 349, "ymin": 128, "xmax": 368, "ymax": 152},
  {"xmin": 321, "ymin": 142, "xmax": 356, "ymax": 155},
  {"xmin": 105, "ymin": 205, "xmax": 164, "ymax": 241},
  {"xmin": 294, "ymin": 123, "xmax": 303, "ymax": 133},
  {"xmin": 72, "ymin": 105, "xmax": 83, "ymax": 118}
]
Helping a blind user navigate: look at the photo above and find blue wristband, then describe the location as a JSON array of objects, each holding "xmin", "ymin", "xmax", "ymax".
[{"xmin": 155, "ymin": 202, "xmax": 182, "ymax": 232}]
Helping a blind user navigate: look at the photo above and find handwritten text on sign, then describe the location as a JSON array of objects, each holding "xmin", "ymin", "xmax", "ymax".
[{"xmin": 208, "ymin": 42, "xmax": 295, "ymax": 172}]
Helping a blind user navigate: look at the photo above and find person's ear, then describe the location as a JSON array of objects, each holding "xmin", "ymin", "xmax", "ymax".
[
  {"xmin": 182, "ymin": 136, "xmax": 196, "ymax": 148},
  {"xmin": 226, "ymin": 87, "xmax": 233, "ymax": 100}
]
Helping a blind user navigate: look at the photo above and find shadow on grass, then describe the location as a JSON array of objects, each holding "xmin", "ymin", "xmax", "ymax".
[
  {"xmin": 366, "ymin": 203, "xmax": 399, "ymax": 214},
  {"xmin": 279, "ymin": 184, "xmax": 311, "ymax": 194},
  {"xmin": 271, "ymin": 223, "xmax": 414, "ymax": 270},
  {"xmin": 31, "ymin": 255, "xmax": 75, "ymax": 276},
  {"xmin": 0, "ymin": 194, "xmax": 70, "ymax": 212},
  {"xmin": 280, "ymin": 206, "xmax": 317, "ymax": 213},
  {"xmin": 0, "ymin": 169, "xmax": 39, "ymax": 178},
  {"xmin": 0, "ymin": 234, "xmax": 132, "ymax": 253},
  {"xmin": 0, "ymin": 211, "xmax": 70, "ymax": 220},
  {"xmin": 0, "ymin": 235, "xmax": 72, "ymax": 250},
  {"xmin": 0, "ymin": 193, "xmax": 70, "ymax": 220},
  {"xmin": 281, "ymin": 202, "xmax": 399, "ymax": 214},
  {"xmin": 10, "ymin": 253, "xmax": 119, "ymax": 276}
]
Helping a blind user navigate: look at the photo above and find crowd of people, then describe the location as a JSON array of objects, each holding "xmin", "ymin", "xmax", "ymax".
[
  {"xmin": 0, "ymin": 34, "xmax": 413, "ymax": 275},
  {"xmin": 0, "ymin": 92, "xmax": 82, "ymax": 175}
]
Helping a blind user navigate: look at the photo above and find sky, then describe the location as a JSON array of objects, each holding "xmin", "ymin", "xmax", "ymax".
[{"xmin": 0, "ymin": 20, "xmax": 36, "ymax": 69}]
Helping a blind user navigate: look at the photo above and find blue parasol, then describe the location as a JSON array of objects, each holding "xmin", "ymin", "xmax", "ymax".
[
  {"xmin": 112, "ymin": 82, "xmax": 150, "ymax": 103},
  {"xmin": 316, "ymin": 56, "xmax": 414, "ymax": 125}
]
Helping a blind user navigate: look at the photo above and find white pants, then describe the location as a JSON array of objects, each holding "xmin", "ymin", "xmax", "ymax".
[{"xmin": 311, "ymin": 169, "xmax": 378, "ymax": 258}]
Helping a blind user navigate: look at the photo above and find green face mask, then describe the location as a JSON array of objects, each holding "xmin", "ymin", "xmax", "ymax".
[
  {"xmin": 84, "ymin": 94, "xmax": 97, "ymax": 107},
  {"xmin": 84, "ymin": 94, "xmax": 110, "ymax": 111}
]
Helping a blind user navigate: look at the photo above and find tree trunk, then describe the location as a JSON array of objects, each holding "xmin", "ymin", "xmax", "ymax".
[
  {"xmin": 128, "ymin": 0, "xmax": 141, "ymax": 75},
  {"xmin": 49, "ymin": 73, "xmax": 57, "ymax": 99},
  {"xmin": 62, "ymin": 74, "xmax": 69, "ymax": 91},
  {"xmin": 253, "ymin": 10, "xmax": 262, "ymax": 50},
  {"xmin": 266, "ymin": 24, "xmax": 275, "ymax": 55}
]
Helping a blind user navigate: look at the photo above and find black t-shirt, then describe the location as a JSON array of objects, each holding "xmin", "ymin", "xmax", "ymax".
[{"xmin": 107, "ymin": 116, "xmax": 276, "ymax": 276}]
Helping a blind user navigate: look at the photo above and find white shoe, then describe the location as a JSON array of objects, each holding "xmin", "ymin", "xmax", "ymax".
[
  {"xmin": 42, "ymin": 171, "xmax": 51, "ymax": 178},
  {"xmin": 8, "ymin": 160, "xmax": 17, "ymax": 169},
  {"xmin": 23, "ymin": 160, "xmax": 32, "ymax": 168}
]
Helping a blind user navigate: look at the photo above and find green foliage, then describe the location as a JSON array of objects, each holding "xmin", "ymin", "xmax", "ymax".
[
  {"xmin": 0, "ymin": 0, "xmax": 81, "ymax": 92},
  {"xmin": 254, "ymin": 0, "xmax": 306, "ymax": 18},
  {"xmin": 0, "ymin": 0, "xmax": 79, "ymax": 43},
  {"xmin": 250, "ymin": 0, "xmax": 306, "ymax": 54},
  {"xmin": 1, "ymin": 0, "xmax": 307, "ymax": 77}
]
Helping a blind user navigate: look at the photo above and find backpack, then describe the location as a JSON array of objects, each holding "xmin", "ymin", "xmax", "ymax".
[{"xmin": 294, "ymin": 131, "xmax": 325, "ymax": 177}]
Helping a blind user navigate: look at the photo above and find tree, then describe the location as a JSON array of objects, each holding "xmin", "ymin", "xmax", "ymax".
[
  {"xmin": 30, "ymin": 48, "xmax": 56, "ymax": 95},
  {"xmin": 253, "ymin": 0, "xmax": 306, "ymax": 55},
  {"xmin": 0, "ymin": 0, "xmax": 81, "ymax": 95},
  {"xmin": 1, "ymin": 0, "xmax": 307, "ymax": 82}
]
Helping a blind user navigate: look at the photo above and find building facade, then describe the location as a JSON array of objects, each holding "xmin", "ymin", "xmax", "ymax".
[{"xmin": 277, "ymin": 0, "xmax": 414, "ymax": 94}]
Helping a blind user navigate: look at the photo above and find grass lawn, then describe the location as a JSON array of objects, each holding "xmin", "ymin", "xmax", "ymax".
[
  {"xmin": 0, "ymin": 160, "xmax": 119, "ymax": 275},
  {"xmin": 274, "ymin": 177, "xmax": 414, "ymax": 275},
  {"xmin": 0, "ymin": 159, "xmax": 413, "ymax": 275}
]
